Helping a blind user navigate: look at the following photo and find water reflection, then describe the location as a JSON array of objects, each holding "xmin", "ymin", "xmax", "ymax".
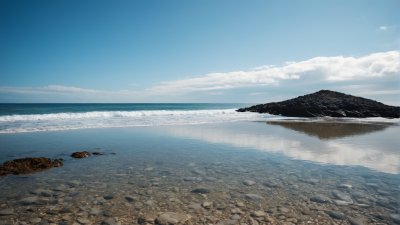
[
  {"xmin": 266, "ymin": 121, "xmax": 389, "ymax": 140},
  {"xmin": 159, "ymin": 122, "xmax": 400, "ymax": 174}
]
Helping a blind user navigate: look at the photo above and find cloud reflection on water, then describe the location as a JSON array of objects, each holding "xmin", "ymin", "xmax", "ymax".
[{"xmin": 161, "ymin": 122, "xmax": 399, "ymax": 174}]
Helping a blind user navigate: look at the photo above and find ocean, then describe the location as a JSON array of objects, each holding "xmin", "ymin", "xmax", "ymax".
[
  {"xmin": 1, "ymin": 103, "xmax": 398, "ymax": 134},
  {"xmin": 0, "ymin": 103, "xmax": 399, "ymax": 224}
]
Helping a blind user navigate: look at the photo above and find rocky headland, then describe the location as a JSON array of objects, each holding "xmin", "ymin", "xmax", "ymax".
[{"xmin": 237, "ymin": 90, "xmax": 400, "ymax": 118}]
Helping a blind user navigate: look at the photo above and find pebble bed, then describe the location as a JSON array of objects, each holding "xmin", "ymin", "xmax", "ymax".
[{"xmin": 0, "ymin": 149, "xmax": 399, "ymax": 225}]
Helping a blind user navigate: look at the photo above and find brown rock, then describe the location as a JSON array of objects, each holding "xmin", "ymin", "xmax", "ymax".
[
  {"xmin": 0, "ymin": 157, "xmax": 64, "ymax": 176},
  {"xmin": 71, "ymin": 151, "xmax": 91, "ymax": 158},
  {"xmin": 138, "ymin": 212, "xmax": 159, "ymax": 224}
]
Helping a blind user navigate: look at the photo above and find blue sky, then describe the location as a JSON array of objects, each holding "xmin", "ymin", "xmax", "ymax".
[{"xmin": 0, "ymin": 0, "xmax": 399, "ymax": 104}]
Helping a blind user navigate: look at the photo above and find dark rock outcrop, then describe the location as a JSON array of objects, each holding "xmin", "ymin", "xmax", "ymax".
[
  {"xmin": 71, "ymin": 151, "xmax": 91, "ymax": 158},
  {"xmin": 237, "ymin": 90, "xmax": 399, "ymax": 118},
  {"xmin": 0, "ymin": 157, "xmax": 64, "ymax": 176}
]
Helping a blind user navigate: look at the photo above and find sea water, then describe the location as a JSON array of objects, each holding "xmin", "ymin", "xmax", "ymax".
[{"xmin": 0, "ymin": 104, "xmax": 399, "ymax": 224}]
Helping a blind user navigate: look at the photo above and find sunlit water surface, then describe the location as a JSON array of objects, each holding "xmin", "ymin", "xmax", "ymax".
[{"xmin": 0, "ymin": 121, "xmax": 399, "ymax": 224}]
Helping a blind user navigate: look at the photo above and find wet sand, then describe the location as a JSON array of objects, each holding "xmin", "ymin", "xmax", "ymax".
[{"xmin": 0, "ymin": 121, "xmax": 399, "ymax": 225}]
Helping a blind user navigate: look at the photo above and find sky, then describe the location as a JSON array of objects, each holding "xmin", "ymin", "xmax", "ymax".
[{"xmin": 0, "ymin": 0, "xmax": 399, "ymax": 104}]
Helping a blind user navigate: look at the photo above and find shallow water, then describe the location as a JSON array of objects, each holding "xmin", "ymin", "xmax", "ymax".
[{"xmin": 0, "ymin": 121, "xmax": 399, "ymax": 225}]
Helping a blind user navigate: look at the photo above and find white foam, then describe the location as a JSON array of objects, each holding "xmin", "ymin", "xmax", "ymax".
[
  {"xmin": 0, "ymin": 109, "xmax": 242, "ymax": 122},
  {"xmin": 0, "ymin": 109, "xmax": 398, "ymax": 133},
  {"xmin": 0, "ymin": 109, "xmax": 277, "ymax": 133}
]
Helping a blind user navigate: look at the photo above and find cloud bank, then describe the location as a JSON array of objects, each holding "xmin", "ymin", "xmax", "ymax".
[
  {"xmin": 144, "ymin": 51, "xmax": 398, "ymax": 95},
  {"xmin": 0, "ymin": 51, "xmax": 399, "ymax": 102}
]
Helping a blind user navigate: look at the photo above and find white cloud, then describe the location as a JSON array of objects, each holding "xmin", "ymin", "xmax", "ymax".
[
  {"xmin": 146, "ymin": 51, "xmax": 399, "ymax": 94},
  {"xmin": 0, "ymin": 85, "xmax": 138, "ymax": 96},
  {"xmin": 1, "ymin": 51, "xmax": 398, "ymax": 101},
  {"xmin": 377, "ymin": 25, "xmax": 397, "ymax": 32},
  {"xmin": 253, "ymin": 65, "xmax": 276, "ymax": 70}
]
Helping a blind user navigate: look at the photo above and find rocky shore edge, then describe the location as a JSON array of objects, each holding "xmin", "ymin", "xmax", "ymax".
[
  {"xmin": 0, "ymin": 151, "xmax": 116, "ymax": 177},
  {"xmin": 236, "ymin": 90, "xmax": 400, "ymax": 118},
  {"xmin": 0, "ymin": 158, "xmax": 64, "ymax": 176}
]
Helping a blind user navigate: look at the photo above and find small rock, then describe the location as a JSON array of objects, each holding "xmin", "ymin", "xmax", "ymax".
[
  {"xmin": 333, "ymin": 200, "xmax": 352, "ymax": 206},
  {"xmin": 138, "ymin": 182, "xmax": 151, "ymax": 188},
  {"xmin": 0, "ymin": 209, "xmax": 14, "ymax": 215},
  {"xmin": 251, "ymin": 211, "xmax": 266, "ymax": 217},
  {"xmin": 230, "ymin": 215, "xmax": 241, "ymax": 220},
  {"xmin": 20, "ymin": 196, "xmax": 39, "ymax": 205},
  {"xmin": 41, "ymin": 191, "xmax": 53, "ymax": 197},
  {"xmin": 29, "ymin": 218, "xmax": 41, "ymax": 223},
  {"xmin": 145, "ymin": 200, "xmax": 157, "ymax": 207},
  {"xmin": 264, "ymin": 180, "xmax": 280, "ymax": 188},
  {"xmin": 156, "ymin": 212, "xmax": 188, "ymax": 224},
  {"xmin": 279, "ymin": 207, "xmax": 290, "ymax": 213},
  {"xmin": 77, "ymin": 219, "xmax": 90, "ymax": 224},
  {"xmin": 390, "ymin": 214, "xmax": 400, "ymax": 223},
  {"xmin": 245, "ymin": 194, "xmax": 264, "ymax": 201},
  {"xmin": 351, "ymin": 191, "xmax": 365, "ymax": 199},
  {"xmin": 103, "ymin": 211, "xmax": 112, "ymax": 217},
  {"xmin": 144, "ymin": 167, "xmax": 154, "ymax": 171},
  {"xmin": 216, "ymin": 220, "xmax": 239, "ymax": 225},
  {"xmin": 104, "ymin": 193, "xmax": 117, "ymax": 200},
  {"xmin": 66, "ymin": 181, "xmax": 80, "ymax": 187},
  {"xmin": 125, "ymin": 196, "xmax": 137, "ymax": 202},
  {"xmin": 332, "ymin": 190, "xmax": 353, "ymax": 203},
  {"xmin": 310, "ymin": 195, "xmax": 331, "ymax": 203},
  {"xmin": 46, "ymin": 210, "xmax": 59, "ymax": 215},
  {"xmin": 71, "ymin": 151, "xmax": 91, "ymax": 158},
  {"xmin": 348, "ymin": 217, "xmax": 366, "ymax": 225},
  {"xmin": 134, "ymin": 202, "xmax": 143, "ymax": 209},
  {"xmin": 189, "ymin": 204, "xmax": 201, "ymax": 210},
  {"xmin": 326, "ymin": 211, "xmax": 347, "ymax": 220},
  {"xmin": 338, "ymin": 184, "xmax": 352, "ymax": 189},
  {"xmin": 243, "ymin": 180, "xmax": 255, "ymax": 186},
  {"xmin": 89, "ymin": 208, "xmax": 101, "ymax": 215},
  {"xmin": 191, "ymin": 188, "xmax": 211, "ymax": 193},
  {"xmin": 49, "ymin": 200, "xmax": 58, "ymax": 204},
  {"xmin": 59, "ymin": 208, "xmax": 72, "ymax": 214},
  {"xmin": 53, "ymin": 185, "xmax": 66, "ymax": 191},
  {"xmin": 101, "ymin": 218, "xmax": 118, "ymax": 225},
  {"xmin": 202, "ymin": 202, "xmax": 212, "ymax": 208}
]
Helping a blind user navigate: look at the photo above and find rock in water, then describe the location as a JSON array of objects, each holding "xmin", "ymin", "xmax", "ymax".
[
  {"xmin": 71, "ymin": 151, "xmax": 91, "ymax": 158},
  {"xmin": 348, "ymin": 217, "xmax": 366, "ymax": 225},
  {"xmin": 245, "ymin": 194, "xmax": 264, "ymax": 201},
  {"xmin": 327, "ymin": 211, "xmax": 347, "ymax": 220},
  {"xmin": 236, "ymin": 90, "xmax": 400, "ymax": 118},
  {"xmin": 332, "ymin": 190, "xmax": 353, "ymax": 203},
  {"xmin": 310, "ymin": 195, "xmax": 331, "ymax": 203},
  {"xmin": 191, "ymin": 188, "xmax": 211, "ymax": 193},
  {"xmin": 156, "ymin": 212, "xmax": 188, "ymax": 224},
  {"xmin": 0, "ymin": 157, "xmax": 64, "ymax": 176}
]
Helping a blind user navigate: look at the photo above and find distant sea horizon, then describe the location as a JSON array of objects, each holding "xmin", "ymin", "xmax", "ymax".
[
  {"xmin": 0, "ymin": 103, "xmax": 272, "ymax": 133},
  {"xmin": 0, "ymin": 103, "xmax": 398, "ymax": 134}
]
